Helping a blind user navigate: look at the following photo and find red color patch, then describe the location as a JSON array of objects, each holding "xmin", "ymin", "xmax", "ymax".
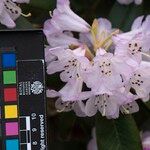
[{"xmin": 4, "ymin": 88, "xmax": 17, "ymax": 102}]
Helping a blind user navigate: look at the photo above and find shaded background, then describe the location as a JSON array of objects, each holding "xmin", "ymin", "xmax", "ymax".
[{"xmin": 0, "ymin": 0, "xmax": 150, "ymax": 149}]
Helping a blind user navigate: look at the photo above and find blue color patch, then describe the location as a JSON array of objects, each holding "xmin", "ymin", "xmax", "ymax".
[
  {"xmin": 2, "ymin": 53, "xmax": 16, "ymax": 68},
  {"xmin": 6, "ymin": 139, "xmax": 19, "ymax": 150}
]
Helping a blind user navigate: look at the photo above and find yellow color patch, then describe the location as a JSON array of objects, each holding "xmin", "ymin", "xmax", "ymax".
[{"xmin": 5, "ymin": 105, "xmax": 18, "ymax": 119}]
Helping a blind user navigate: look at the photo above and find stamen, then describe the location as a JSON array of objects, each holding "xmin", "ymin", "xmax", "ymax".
[
  {"xmin": 102, "ymin": 95, "xmax": 106, "ymax": 116},
  {"xmin": 122, "ymin": 106, "xmax": 130, "ymax": 114},
  {"xmin": 105, "ymin": 41, "xmax": 113, "ymax": 50},
  {"xmin": 57, "ymin": 102, "xmax": 70, "ymax": 113},
  {"xmin": 99, "ymin": 29, "xmax": 120, "ymax": 49},
  {"xmin": 142, "ymin": 52, "xmax": 150, "ymax": 58},
  {"xmin": 21, "ymin": 12, "xmax": 31, "ymax": 17},
  {"xmin": 91, "ymin": 19, "xmax": 99, "ymax": 52},
  {"xmin": 49, "ymin": 11, "xmax": 53, "ymax": 17},
  {"xmin": 84, "ymin": 45, "xmax": 94, "ymax": 60}
]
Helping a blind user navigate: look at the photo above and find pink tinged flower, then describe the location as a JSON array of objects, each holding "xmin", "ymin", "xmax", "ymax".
[
  {"xmin": 45, "ymin": 46, "xmax": 57, "ymax": 64},
  {"xmin": 87, "ymin": 128, "xmax": 98, "ymax": 150},
  {"xmin": 79, "ymin": 33, "xmax": 93, "ymax": 50},
  {"xmin": 142, "ymin": 132, "xmax": 150, "ymax": 150},
  {"xmin": 59, "ymin": 78, "xmax": 83, "ymax": 101},
  {"xmin": 47, "ymin": 46, "xmax": 91, "ymax": 101},
  {"xmin": 46, "ymin": 90, "xmax": 86, "ymax": 117},
  {"xmin": 114, "ymin": 16, "xmax": 150, "ymax": 66},
  {"xmin": 43, "ymin": 19, "xmax": 61, "ymax": 36},
  {"xmin": 129, "ymin": 62, "xmax": 150, "ymax": 100},
  {"xmin": 12, "ymin": 0, "xmax": 30, "ymax": 3},
  {"xmin": 135, "ymin": 0, "xmax": 143, "ymax": 4},
  {"xmin": 84, "ymin": 49, "xmax": 132, "ymax": 95},
  {"xmin": 80, "ymin": 18, "xmax": 113, "ymax": 50},
  {"xmin": 113, "ymin": 31, "xmax": 143, "ymax": 66},
  {"xmin": 96, "ymin": 18, "xmax": 112, "ymax": 42},
  {"xmin": 45, "ymin": 32, "xmax": 80, "ymax": 48},
  {"xmin": 43, "ymin": 17, "xmax": 81, "ymax": 48},
  {"xmin": 132, "ymin": 15, "xmax": 150, "ymax": 53},
  {"xmin": 85, "ymin": 91, "xmax": 132, "ymax": 119},
  {"xmin": 55, "ymin": 98, "xmax": 86, "ymax": 117},
  {"xmin": 117, "ymin": 0, "xmax": 142, "ymax": 5},
  {"xmin": 120, "ymin": 101, "xmax": 139, "ymax": 115},
  {"xmin": 0, "ymin": 0, "xmax": 22, "ymax": 28},
  {"xmin": 50, "ymin": 0, "xmax": 90, "ymax": 33},
  {"xmin": 47, "ymin": 46, "xmax": 90, "ymax": 82},
  {"xmin": 0, "ymin": 0, "xmax": 30, "ymax": 28}
]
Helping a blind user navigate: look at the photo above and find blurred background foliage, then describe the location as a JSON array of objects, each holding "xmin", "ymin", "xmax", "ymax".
[{"xmin": 1, "ymin": 0, "xmax": 150, "ymax": 149}]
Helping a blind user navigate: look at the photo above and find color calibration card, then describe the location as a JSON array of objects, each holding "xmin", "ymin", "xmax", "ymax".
[{"xmin": 0, "ymin": 30, "xmax": 47, "ymax": 150}]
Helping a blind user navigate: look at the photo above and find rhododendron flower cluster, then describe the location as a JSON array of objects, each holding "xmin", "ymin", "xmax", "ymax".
[
  {"xmin": 0, "ymin": 0, "xmax": 30, "ymax": 28},
  {"xmin": 44, "ymin": 0, "xmax": 150, "ymax": 119}
]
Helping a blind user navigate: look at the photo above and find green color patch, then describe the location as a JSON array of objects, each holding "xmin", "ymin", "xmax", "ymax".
[{"xmin": 3, "ymin": 71, "xmax": 16, "ymax": 84}]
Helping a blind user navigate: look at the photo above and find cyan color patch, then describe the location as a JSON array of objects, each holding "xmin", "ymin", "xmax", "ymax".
[
  {"xmin": 6, "ymin": 139, "xmax": 19, "ymax": 150},
  {"xmin": 2, "ymin": 53, "xmax": 16, "ymax": 68}
]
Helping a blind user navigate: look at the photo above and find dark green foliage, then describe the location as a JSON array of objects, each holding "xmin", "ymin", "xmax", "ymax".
[{"xmin": 96, "ymin": 114, "xmax": 142, "ymax": 150}]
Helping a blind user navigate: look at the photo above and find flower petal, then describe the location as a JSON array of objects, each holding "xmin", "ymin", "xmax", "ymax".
[
  {"xmin": 97, "ymin": 95, "xmax": 120, "ymax": 118},
  {"xmin": 73, "ymin": 101, "xmax": 86, "ymax": 117},
  {"xmin": 121, "ymin": 101, "xmax": 139, "ymax": 114},
  {"xmin": 56, "ymin": 0, "xmax": 90, "ymax": 29},
  {"xmin": 12, "ymin": 0, "xmax": 30, "ymax": 3},
  {"xmin": 46, "ymin": 90, "xmax": 60, "ymax": 98},
  {"xmin": 60, "ymin": 78, "xmax": 83, "ymax": 101},
  {"xmin": 55, "ymin": 98, "xmax": 72, "ymax": 112},
  {"xmin": 52, "ymin": 9, "xmax": 90, "ymax": 33},
  {"xmin": 85, "ymin": 97, "xmax": 97, "ymax": 117},
  {"xmin": 47, "ymin": 60, "xmax": 65, "ymax": 74},
  {"xmin": 117, "ymin": 0, "xmax": 133, "ymax": 5},
  {"xmin": 97, "ymin": 18, "xmax": 112, "ymax": 31},
  {"xmin": 131, "ymin": 16, "xmax": 144, "ymax": 30},
  {"xmin": 46, "ymin": 32, "xmax": 80, "ymax": 48},
  {"xmin": 0, "ymin": 10, "xmax": 15, "ymax": 28}
]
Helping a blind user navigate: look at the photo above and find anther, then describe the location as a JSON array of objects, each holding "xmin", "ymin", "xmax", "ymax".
[{"xmin": 21, "ymin": 12, "xmax": 31, "ymax": 17}]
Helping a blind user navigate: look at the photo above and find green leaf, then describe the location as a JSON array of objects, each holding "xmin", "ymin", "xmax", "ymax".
[
  {"xmin": 49, "ymin": 141, "xmax": 86, "ymax": 150},
  {"xmin": 145, "ymin": 101, "xmax": 150, "ymax": 110},
  {"xmin": 29, "ymin": 0, "xmax": 55, "ymax": 10},
  {"xmin": 15, "ymin": 16, "xmax": 33, "ymax": 29},
  {"xmin": 133, "ymin": 101, "xmax": 150, "ymax": 129},
  {"xmin": 109, "ymin": 2, "xmax": 143, "ymax": 31},
  {"xmin": 96, "ymin": 114, "xmax": 142, "ymax": 150},
  {"xmin": 57, "ymin": 113, "xmax": 76, "ymax": 140}
]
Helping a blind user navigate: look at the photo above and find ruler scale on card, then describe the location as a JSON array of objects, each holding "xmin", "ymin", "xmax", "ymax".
[
  {"xmin": 18, "ymin": 60, "xmax": 47, "ymax": 150},
  {"xmin": 0, "ymin": 30, "xmax": 48, "ymax": 150}
]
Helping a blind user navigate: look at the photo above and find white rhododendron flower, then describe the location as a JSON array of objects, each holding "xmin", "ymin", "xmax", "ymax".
[
  {"xmin": 47, "ymin": 46, "xmax": 91, "ymax": 101},
  {"xmin": 0, "ymin": 0, "xmax": 30, "ymax": 28},
  {"xmin": 44, "ymin": 0, "xmax": 150, "ymax": 119},
  {"xmin": 113, "ymin": 16, "xmax": 150, "ymax": 66}
]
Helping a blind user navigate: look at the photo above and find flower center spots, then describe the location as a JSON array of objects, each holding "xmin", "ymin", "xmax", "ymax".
[
  {"xmin": 4, "ymin": 0, "xmax": 20, "ymax": 14},
  {"xmin": 60, "ymin": 101, "xmax": 74, "ymax": 111},
  {"xmin": 99, "ymin": 60, "xmax": 112, "ymax": 76},
  {"xmin": 95, "ymin": 94, "xmax": 109, "ymax": 108},
  {"xmin": 130, "ymin": 73, "xmax": 144, "ymax": 87},
  {"xmin": 64, "ymin": 58, "xmax": 81, "ymax": 79},
  {"xmin": 95, "ymin": 95, "xmax": 100, "ymax": 106},
  {"xmin": 64, "ymin": 58, "xmax": 78, "ymax": 68},
  {"xmin": 128, "ymin": 41, "xmax": 142, "ymax": 55}
]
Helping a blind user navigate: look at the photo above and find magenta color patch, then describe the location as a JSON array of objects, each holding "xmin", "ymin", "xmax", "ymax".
[{"xmin": 5, "ymin": 122, "xmax": 18, "ymax": 136}]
